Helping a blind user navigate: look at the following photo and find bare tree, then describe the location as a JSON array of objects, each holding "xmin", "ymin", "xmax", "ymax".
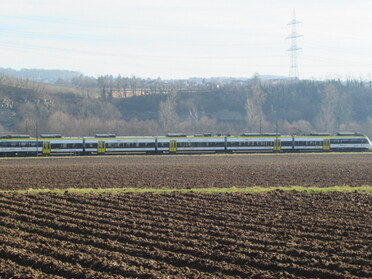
[
  {"xmin": 316, "ymin": 84, "xmax": 339, "ymax": 132},
  {"xmin": 97, "ymin": 76, "xmax": 114, "ymax": 100},
  {"xmin": 0, "ymin": 123, "xmax": 9, "ymax": 134},
  {"xmin": 159, "ymin": 93, "xmax": 179, "ymax": 132},
  {"xmin": 282, "ymin": 120, "xmax": 313, "ymax": 135},
  {"xmin": 47, "ymin": 111, "xmax": 76, "ymax": 135},
  {"xmin": 245, "ymin": 84, "xmax": 266, "ymax": 132},
  {"xmin": 183, "ymin": 97, "xmax": 201, "ymax": 132}
]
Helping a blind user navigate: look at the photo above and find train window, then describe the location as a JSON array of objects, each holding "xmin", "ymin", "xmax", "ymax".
[
  {"xmin": 179, "ymin": 142, "xmax": 190, "ymax": 148},
  {"xmin": 295, "ymin": 141, "xmax": 322, "ymax": 146},
  {"xmin": 191, "ymin": 142, "xmax": 200, "ymax": 147},
  {"xmin": 282, "ymin": 141, "xmax": 292, "ymax": 146},
  {"xmin": 0, "ymin": 141, "xmax": 36, "ymax": 148},
  {"xmin": 67, "ymin": 143, "xmax": 80, "ymax": 148},
  {"xmin": 297, "ymin": 141, "xmax": 307, "ymax": 146},
  {"xmin": 163, "ymin": 142, "xmax": 169, "ymax": 148},
  {"xmin": 331, "ymin": 138, "xmax": 368, "ymax": 144}
]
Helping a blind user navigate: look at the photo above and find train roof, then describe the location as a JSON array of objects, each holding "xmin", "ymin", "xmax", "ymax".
[
  {"xmin": 40, "ymin": 134, "xmax": 62, "ymax": 138},
  {"xmin": 336, "ymin": 132, "xmax": 365, "ymax": 136},
  {"xmin": 166, "ymin": 133, "xmax": 187, "ymax": 137},
  {"xmin": 240, "ymin": 133, "xmax": 281, "ymax": 137},
  {"xmin": 0, "ymin": 134, "xmax": 31, "ymax": 139},
  {"xmin": 308, "ymin": 132, "xmax": 330, "ymax": 136},
  {"xmin": 95, "ymin": 134, "xmax": 116, "ymax": 138}
]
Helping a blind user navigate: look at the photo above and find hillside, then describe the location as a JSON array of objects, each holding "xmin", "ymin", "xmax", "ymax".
[{"xmin": 0, "ymin": 75, "xmax": 372, "ymax": 138}]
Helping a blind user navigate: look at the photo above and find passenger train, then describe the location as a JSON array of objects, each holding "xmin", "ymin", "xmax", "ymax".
[{"xmin": 0, "ymin": 132, "xmax": 371, "ymax": 156}]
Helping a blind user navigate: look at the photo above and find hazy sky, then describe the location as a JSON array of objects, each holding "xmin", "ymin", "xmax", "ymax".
[{"xmin": 1, "ymin": 0, "xmax": 372, "ymax": 79}]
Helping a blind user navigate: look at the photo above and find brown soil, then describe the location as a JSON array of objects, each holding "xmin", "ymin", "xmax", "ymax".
[
  {"xmin": 0, "ymin": 153, "xmax": 371, "ymax": 190},
  {"xmin": 0, "ymin": 191, "xmax": 371, "ymax": 278}
]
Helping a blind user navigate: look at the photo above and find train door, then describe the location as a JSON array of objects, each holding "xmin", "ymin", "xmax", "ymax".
[
  {"xmin": 169, "ymin": 140, "xmax": 177, "ymax": 153},
  {"xmin": 97, "ymin": 141, "xmax": 106, "ymax": 154},
  {"xmin": 323, "ymin": 138, "xmax": 331, "ymax": 151},
  {"xmin": 274, "ymin": 139, "xmax": 281, "ymax": 152},
  {"xmin": 42, "ymin": 141, "xmax": 51, "ymax": 154}
]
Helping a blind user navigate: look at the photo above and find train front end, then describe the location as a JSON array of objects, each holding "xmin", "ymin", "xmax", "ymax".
[{"xmin": 367, "ymin": 136, "xmax": 372, "ymax": 151}]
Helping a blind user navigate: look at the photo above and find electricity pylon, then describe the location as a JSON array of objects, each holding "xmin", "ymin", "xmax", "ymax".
[{"xmin": 287, "ymin": 10, "xmax": 302, "ymax": 80}]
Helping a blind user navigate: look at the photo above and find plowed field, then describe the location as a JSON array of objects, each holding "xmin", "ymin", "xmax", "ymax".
[
  {"xmin": 1, "ymin": 153, "xmax": 372, "ymax": 190},
  {"xmin": 1, "ymin": 154, "xmax": 371, "ymax": 278},
  {"xmin": 1, "ymin": 191, "xmax": 371, "ymax": 278}
]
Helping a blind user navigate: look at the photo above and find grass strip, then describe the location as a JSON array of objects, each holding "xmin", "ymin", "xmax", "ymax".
[{"xmin": 1, "ymin": 186, "xmax": 371, "ymax": 195}]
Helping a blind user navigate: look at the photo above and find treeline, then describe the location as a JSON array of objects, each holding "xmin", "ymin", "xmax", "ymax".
[
  {"xmin": 0, "ymin": 75, "xmax": 372, "ymax": 138},
  {"xmin": 0, "ymin": 68, "xmax": 81, "ymax": 83}
]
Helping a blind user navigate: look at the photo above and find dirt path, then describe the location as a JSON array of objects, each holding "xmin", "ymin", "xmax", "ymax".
[{"xmin": 0, "ymin": 153, "xmax": 371, "ymax": 190}]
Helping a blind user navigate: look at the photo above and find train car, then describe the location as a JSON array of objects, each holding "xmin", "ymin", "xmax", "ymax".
[
  {"xmin": 41, "ymin": 135, "xmax": 84, "ymax": 155},
  {"xmin": 293, "ymin": 133, "xmax": 329, "ymax": 152},
  {"xmin": 226, "ymin": 133, "xmax": 289, "ymax": 153},
  {"xmin": 330, "ymin": 133, "xmax": 371, "ymax": 152},
  {"xmin": 0, "ymin": 135, "xmax": 41, "ymax": 156},
  {"xmin": 293, "ymin": 133, "xmax": 372, "ymax": 152},
  {"xmin": 83, "ymin": 134, "xmax": 156, "ymax": 154},
  {"xmin": 156, "ymin": 133, "xmax": 226, "ymax": 153}
]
